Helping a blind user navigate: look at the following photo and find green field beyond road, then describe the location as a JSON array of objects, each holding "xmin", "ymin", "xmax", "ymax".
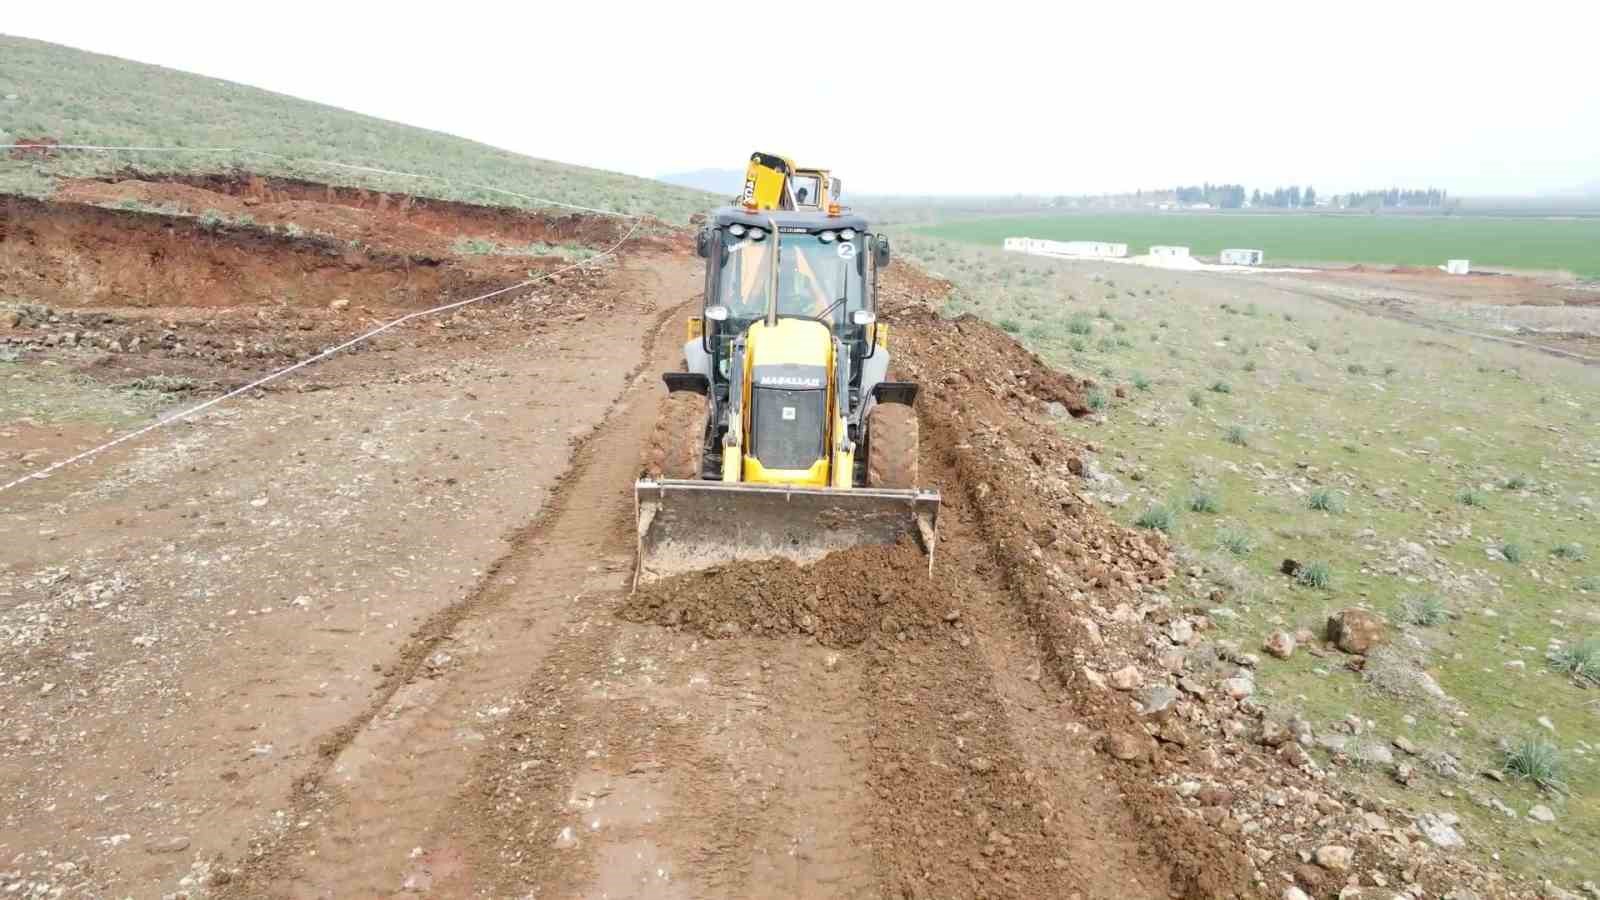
[{"xmin": 919, "ymin": 214, "xmax": 1600, "ymax": 278}]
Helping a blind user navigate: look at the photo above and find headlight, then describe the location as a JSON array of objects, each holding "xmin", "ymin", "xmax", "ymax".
[
  {"xmin": 818, "ymin": 230, "xmax": 836, "ymax": 243},
  {"xmin": 728, "ymin": 224, "xmax": 747, "ymax": 237},
  {"xmin": 749, "ymin": 228, "xmax": 766, "ymax": 241},
  {"xmin": 840, "ymin": 228, "xmax": 857, "ymax": 241}
]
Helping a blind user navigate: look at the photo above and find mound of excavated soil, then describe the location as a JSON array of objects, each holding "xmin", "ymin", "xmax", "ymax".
[{"xmin": 620, "ymin": 539, "xmax": 952, "ymax": 647}]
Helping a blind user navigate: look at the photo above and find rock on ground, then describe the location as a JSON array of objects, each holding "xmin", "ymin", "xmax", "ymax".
[
  {"xmin": 1263, "ymin": 630, "xmax": 1296, "ymax": 659},
  {"xmin": 1327, "ymin": 608, "xmax": 1387, "ymax": 654}
]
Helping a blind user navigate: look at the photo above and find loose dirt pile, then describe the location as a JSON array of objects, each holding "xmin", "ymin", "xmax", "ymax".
[{"xmin": 620, "ymin": 539, "xmax": 951, "ymax": 647}]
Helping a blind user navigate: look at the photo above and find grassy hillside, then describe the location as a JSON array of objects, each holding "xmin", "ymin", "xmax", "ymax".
[
  {"xmin": 904, "ymin": 233, "xmax": 1600, "ymax": 888},
  {"xmin": 921, "ymin": 213, "xmax": 1600, "ymax": 278},
  {"xmin": 0, "ymin": 35, "xmax": 716, "ymax": 222}
]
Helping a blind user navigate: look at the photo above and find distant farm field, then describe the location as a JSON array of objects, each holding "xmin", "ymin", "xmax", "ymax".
[{"xmin": 919, "ymin": 213, "xmax": 1600, "ymax": 278}]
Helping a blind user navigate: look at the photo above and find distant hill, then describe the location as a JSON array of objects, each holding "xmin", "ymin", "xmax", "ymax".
[
  {"xmin": 657, "ymin": 168, "xmax": 744, "ymax": 197},
  {"xmin": 0, "ymin": 35, "xmax": 718, "ymax": 222},
  {"xmin": 1557, "ymin": 179, "xmax": 1600, "ymax": 197}
]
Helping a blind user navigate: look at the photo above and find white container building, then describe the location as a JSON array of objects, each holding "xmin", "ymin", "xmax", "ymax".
[
  {"xmin": 1443, "ymin": 259, "xmax": 1470, "ymax": 275},
  {"xmin": 1219, "ymin": 248, "xmax": 1264, "ymax": 266},
  {"xmin": 1003, "ymin": 237, "xmax": 1128, "ymax": 259},
  {"xmin": 1149, "ymin": 245, "xmax": 1191, "ymax": 258}
]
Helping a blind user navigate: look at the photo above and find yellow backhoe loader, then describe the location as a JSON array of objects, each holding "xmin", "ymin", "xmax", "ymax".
[
  {"xmin": 634, "ymin": 188, "xmax": 938, "ymax": 585},
  {"xmin": 737, "ymin": 152, "xmax": 842, "ymax": 213}
]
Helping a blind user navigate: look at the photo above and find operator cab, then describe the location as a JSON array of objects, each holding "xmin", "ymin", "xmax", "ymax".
[{"xmin": 686, "ymin": 207, "xmax": 894, "ymax": 480}]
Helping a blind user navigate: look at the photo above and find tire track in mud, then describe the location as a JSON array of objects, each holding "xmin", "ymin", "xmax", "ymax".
[{"xmin": 216, "ymin": 260, "xmax": 695, "ymax": 898}]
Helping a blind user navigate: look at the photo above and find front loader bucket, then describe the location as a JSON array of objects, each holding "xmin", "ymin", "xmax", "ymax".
[{"xmin": 633, "ymin": 479, "xmax": 940, "ymax": 587}]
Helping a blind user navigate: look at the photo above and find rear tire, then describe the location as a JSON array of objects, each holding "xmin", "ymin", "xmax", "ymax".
[
  {"xmin": 647, "ymin": 391, "xmax": 708, "ymax": 479},
  {"xmin": 866, "ymin": 402, "xmax": 918, "ymax": 488}
]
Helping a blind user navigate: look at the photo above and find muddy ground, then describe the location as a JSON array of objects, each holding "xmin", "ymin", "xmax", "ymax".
[{"xmin": 1, "ymin": 179, "xmax": 1538, "ymax": 898}]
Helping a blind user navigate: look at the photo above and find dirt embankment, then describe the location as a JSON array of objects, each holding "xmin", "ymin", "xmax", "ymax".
[
  {"xmin": 54, "ymin": 171, "xmax": 646, "ymax": 257},
  {"xmin": 0, "ymin": 188, "xmax": 626, "ymax": 391}
]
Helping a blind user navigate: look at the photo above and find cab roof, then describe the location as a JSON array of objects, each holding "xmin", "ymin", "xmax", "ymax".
[{"xmin": 711, "ymin": 205, "xmax": 871, "ymax": 233}]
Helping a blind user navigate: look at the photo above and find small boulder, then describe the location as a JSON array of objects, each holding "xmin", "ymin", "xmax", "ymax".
[
  {"xmin": 1326, "ymin": 609, "xmax": 1387, "ymax": 654},
  {"xmin": 1529, "ymin": 804, "xmax": 1556, "ymax": 823},
  {"xmin": 1314, "ymin": 844, "xmax": 1353, "ymax": 871},
  {"xmin": 1417, "ymin": 814, "xmax": 1464, "ymax": 848},
  {"xmin": 1109, "ymin": 665, "xmax": 1143, "ymax": 691},
  {"xmin": 1222, "ymin": 675, "xmax": 1254, "ymax": 700},
  {"xmin": 1258, "ymin": 719, "xmax": 1292, "ymax": 747},
  {"xmin": 1168, "ymin": 619, "xmax": 1195, "ymax": 645},
  {"xmin": 1264, "ymin": 631, "xmax": 1296, "ymax": 659},
  {"xmin": 1136, "ymin": 684, "xmax": 1179, "ymax": 717},
  {"xmin": 1103, "ymin": 731, "xmax": 1153, "ymax": 762}
]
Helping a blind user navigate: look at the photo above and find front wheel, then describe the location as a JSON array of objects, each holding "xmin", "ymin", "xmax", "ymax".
[{"xmin": 866, "ymin": 402, "xmax": 918, "ymax": 488}]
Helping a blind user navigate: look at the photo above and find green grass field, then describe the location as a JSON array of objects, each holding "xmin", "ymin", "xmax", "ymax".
[
  {"xmin": 0, "ymin": 36, "xmax": 716, "ymax": 222},
  {"xmin": 903, "ymin": 233, "xmax": 1600, "ymax": 889},
  {"xmin": 919, "ymin": 213, "xmax": 1600, "ymax": 278}
]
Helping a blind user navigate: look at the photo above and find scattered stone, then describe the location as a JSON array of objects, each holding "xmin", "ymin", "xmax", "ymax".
[
  {"xmin": 1417, "ymin": 814, "xmax": 1464, "ymax": 848},
  {"xmin": 1136, "ymin": 684, "xmax": 1178, "ymax": 717},
  {"xmin": 1537, "ymin": 715, "xmax": 1556, "ymax": 733},
  {"xmin": 145, "ymin": 835, "xmax": 191, "ymax": 854},
  {"xmin": 1263, "ymin": 631, "xmax": 1296, "ymax": 659},
  {"xmin": 968, "ymin": 756, "xmax": 994, "ymax": 774},
  {"xmin": 329, "ymin": 298, "xmax": 350, "ymax": 311},
  {"xmin": 1109, "ymin": 665, "xmax": 1143, "ymax": 691},
  {"xmin": 1278, "ymin": 742, "xmax": 1311, "ymax": 768},
  {"xmin": 1395, "ymin": 762, "xmax": 1416, "ymax": 785},
  {"xmin": 1283, "ymin": 889, "xmax": 1311, "ymax": 900},
  {"xmin": 1289, "ymin": 714, "xmax": 1314, "ymax": 745},
  {"xmin": 1280, "ymin": 558, "xmax": 1301, "ymax": 576},
  {"xmin": 1528, "ymin": 804, "xmax": 1556, "ymax": 823},
  {"xmin": 1176, "ymin": 781, "xmax": 1202, "ymax": 798},
  {"xmin": 1258, "ymin": 719, "xmax": 1292, "ymax": 747},
  {"xmin": 1294, "ymin": 627, "xmax": 1317, "ymax": 645},
  {"xmin": 1222, "ymin": 675, "xmax": 1254, "ymax": 699},
  {"xmin": 1156, "ymin": 720, "xmax": 1191, "ymax": 747},
  {"xmin": 553, "ymin": 826, "xmax": 579, "ymax": 849},
  {"xmin": 1505, "ymin": 660, "xmax": 1526, "ymax": 671},
  {"xmin": 1157, "ymin": 650, "xmax": 1186, "ymax": 672},
  {"xmin": 1316, "ymin": 734, "xmax": 1349, "ymax": 754},
  {"xmin": 1168, "ymin": 619, "xmax": 1194, "ymax": 644},
  {"xmin": 1358, "ymin": 742, "xmax": 1395, "ymax": 767},
  {"xmin": 1326, "ymin": 608, "xmax": 1387, "ymax": 654},
  {"xmin": 1103, "ymin": 731, "xmax": 1152, "ymax": 762},
  {"xmin": 1314, "ymin": 844, "xmax": 1353, "ymax": 871},
  {"xmin": 1393, "ymin": 736, "xmax": 1418, "ymax": 755}
]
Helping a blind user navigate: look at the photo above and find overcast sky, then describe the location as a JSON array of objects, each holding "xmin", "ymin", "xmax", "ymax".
[{"xmin": 7, "ymin": 2, "xmax": 1598, "ymax": 196}]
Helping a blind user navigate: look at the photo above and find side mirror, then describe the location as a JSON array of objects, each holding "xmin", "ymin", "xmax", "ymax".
[
  {"xmin": 705, "ymin": 305, "xmax": 730, "ymax": 322},
  {"xmin": 695, "ymin": 228, "xmax": 710, "ymax": 258},
  {"xmin": 832, "ymin": 178, "xmax": 843, "ymax": 201},
  {"xmin": 874, "ymin": 235, "xmax": 892, "ymax": 268},
  {"xmin": 850, "ymin": 310, "xmax": 876, "ymax": 326}
]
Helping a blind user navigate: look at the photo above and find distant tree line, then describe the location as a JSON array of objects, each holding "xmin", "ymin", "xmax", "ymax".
[
  {"xmin": 1172, "ymin": 183, "xmax": 1248, "ymax": 208},
  {"xmin": 1337, "ymin": 187, "xmax": 1449, "ymax": 209},
  {"xmin": 1249, "ymin": 186, "xmax": 1318, "ymax": 208}
]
